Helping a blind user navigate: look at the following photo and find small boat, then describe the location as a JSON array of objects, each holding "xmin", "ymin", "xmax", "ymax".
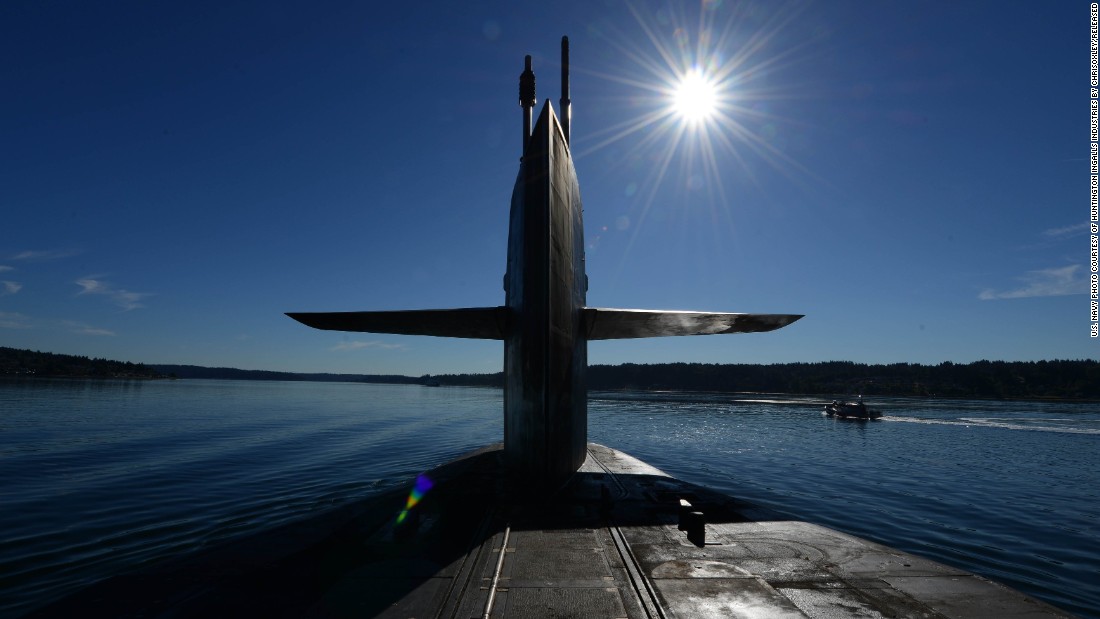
[{"xmin": 824, "ymin": 398, "xmax": 882, "ymax": 420}]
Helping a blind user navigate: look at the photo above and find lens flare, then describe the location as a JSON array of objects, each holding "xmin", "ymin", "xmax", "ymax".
[
  {"xmin": 570, "ymin": 1, "xmax": 818, "ymax": 266},
  {"xmin": 396, "ymin": 473, "xmax": 434, "ymax": 525}
]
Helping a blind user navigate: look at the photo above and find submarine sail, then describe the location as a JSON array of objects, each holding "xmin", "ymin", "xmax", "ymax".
[{"xmin": 288, "ymin": 37, "xmax": 802, "ymax": 488}]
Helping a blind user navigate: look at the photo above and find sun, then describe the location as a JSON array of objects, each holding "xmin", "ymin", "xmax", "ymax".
[
  {"xmin": 573, "ymin": 1, "xmax": 815, "ymax": 234},
  {"xmin": 672, "ymin": 69, "xmax": 718, "ymax": 124}
]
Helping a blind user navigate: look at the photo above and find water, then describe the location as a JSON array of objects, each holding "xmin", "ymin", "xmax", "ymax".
[{"xmin": 0, "ymin": 380, "xmax": 1097, "ymax": 617}]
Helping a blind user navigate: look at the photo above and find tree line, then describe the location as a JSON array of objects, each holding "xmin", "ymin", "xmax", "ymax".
[
  {"xmin": 4, "ymin": 347, "xmax": 1097, "ymax": 399},
  {"xmin": 432, "ymin": 360, "xmax": 1100, "ymax": 400},
  {"xmin": 0, "ymin": 347, "xmax": 165, "ymax": 379}
]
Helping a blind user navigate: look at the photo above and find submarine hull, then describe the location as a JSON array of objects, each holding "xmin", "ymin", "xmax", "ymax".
[{"xmin": 27, "ymin": 443, "xmax": 1074, "ymax": 618}]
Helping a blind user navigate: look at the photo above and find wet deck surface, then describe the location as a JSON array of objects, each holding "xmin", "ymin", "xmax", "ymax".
[{"xmin": 31, "ymin": 443, "xmax": 1074, "ymax": 618}]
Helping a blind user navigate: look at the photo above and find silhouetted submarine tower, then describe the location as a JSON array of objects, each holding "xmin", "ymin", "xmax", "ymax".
[{"xmin": 289, "ymin": 36, "xmax": 802, "ymax": 489}]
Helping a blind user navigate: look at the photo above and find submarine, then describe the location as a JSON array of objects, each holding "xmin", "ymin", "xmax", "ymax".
[
  {"xmin": 31, "ymin": 38, "xmax": 1073, "ymax": 618},
  {"xmin": 287, "ymin": 38, "xmax": 801, "ymax": 492}
]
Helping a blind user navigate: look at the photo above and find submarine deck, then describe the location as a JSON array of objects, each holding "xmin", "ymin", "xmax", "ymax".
[{"xmin": 31, "ymin": 443, "xmax": 1073, "ymax": 618}]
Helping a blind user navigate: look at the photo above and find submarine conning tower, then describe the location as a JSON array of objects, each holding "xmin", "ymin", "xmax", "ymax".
[
  {"xmin": 285, "ymin": 35, "xmax": 802, "ymax": 493},
  {"xmin": 503, "ymin": 37, "xmax": 587, "ymax": 491}
]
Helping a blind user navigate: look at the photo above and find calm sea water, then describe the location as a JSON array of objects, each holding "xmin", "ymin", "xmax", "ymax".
[{"xmin": 0, "ymin": 379, "xmax": 1097, "ymax": 618}]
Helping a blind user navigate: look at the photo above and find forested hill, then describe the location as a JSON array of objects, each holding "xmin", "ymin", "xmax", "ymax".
[
  {"xmin": 582, "ymin": 360, "xmax": 1100, "ymax": 399},
  {"xmin": 0, "ymin": 346, "xmax": 165, "ymax": 379},
  {"xmin": 150, "ymin": 364, "xmax": 422, "ymax": 385},
  {"xmin": 431, "ymin": 360, "xmax": 1100, "ymax": 400}
]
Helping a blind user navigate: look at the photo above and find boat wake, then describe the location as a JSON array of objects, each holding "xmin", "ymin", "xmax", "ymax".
[{"xmin": 883, "ymin": 416, "xmax": 1100, "ymax": 435}]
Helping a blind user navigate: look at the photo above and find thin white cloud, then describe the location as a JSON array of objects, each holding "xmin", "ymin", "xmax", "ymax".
[
  {"xmin": 979, "ymin": 265, "xmax": 1087, "ymax": 300},
  {"xmin": 1043, "ymin": 223, "xmax": 1090, "ymax": 238},
  {"xmin": 0, "ymin": 265, "xmax": 13, "ymax": 272},
  {"xmin": 63, "ymin": 320, "xmax": 116, "ymax": 336},
  {"xmin": 330, "ymin": 340, "xmax": 404, "ymax": 351},
  {"xmin": 75, "ymin": 278, "xmax": 107, "ymax": 294},
  {"xmin": 1, "ymin": 281, "xmax": 21, "ymax": 295},
  {"xmin": 0, "ymin": 312, "xmax": 32, "ymax": 329},
  {"xmin": 75, "ymin": 277, "xmax": 152, "ymax": 311},
  {"xmin": 12, "ymin": 249, "xmax": 80, "ymax": 261}
]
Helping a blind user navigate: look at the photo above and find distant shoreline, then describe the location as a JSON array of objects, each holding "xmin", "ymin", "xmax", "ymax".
[
  {"xmin": 0, "ymin": 374, "xmax": 169, "ymax": 381},
  {"xmin": 3, "ymin": 347, "xmax": 1097, "ymax": 400},
  {"xmin": 6, "ymin": 375, "xmax": 1100, "ymax": 404}
]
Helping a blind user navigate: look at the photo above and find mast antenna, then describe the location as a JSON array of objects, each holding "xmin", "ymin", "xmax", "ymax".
[
  {"xmin": 560, "ymin": 36, "xmax": 570, "ymax": 145},
  {"xmin": 519, "ymin": 55, "xmax": 536, "ymax": 154}
]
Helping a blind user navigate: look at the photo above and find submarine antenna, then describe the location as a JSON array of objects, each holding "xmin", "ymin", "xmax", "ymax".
[
  {"xmin": 560, "ymin": 36, "xmax": 570, "ymax": 146},
  {"xmin": 519, "ymin": 55, "xmax": 536, "ymax": 155}
]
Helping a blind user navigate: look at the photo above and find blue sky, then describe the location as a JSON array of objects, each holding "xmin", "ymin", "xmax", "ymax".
[{"xmin": 1, "ymin": 1, "xmax": 1094, "ymax": 375}]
